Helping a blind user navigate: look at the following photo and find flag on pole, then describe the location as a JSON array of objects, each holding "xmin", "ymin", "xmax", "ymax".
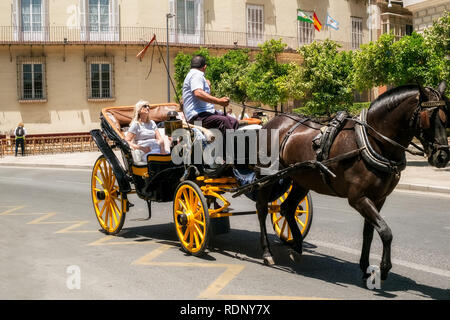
[
  {"xmin": 297, "ymin": 9, "xmax": 313, "ymax": 23},
  {"xmin": 136, "ymin": 34, "xmax": 156, "ymax": 61},
  {"xmin": 326, "ymin": 14, "xmax": 340, "ymax": 30},
  {"xmin": 313, "ymin": 12, "xmax": 322, "ymax": 32}
]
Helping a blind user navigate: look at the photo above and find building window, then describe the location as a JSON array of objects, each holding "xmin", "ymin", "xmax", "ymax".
[
  {"xmin": 86, "ymin": 57, "xmax": 114, "ymax": 100},
  {"xmin": 17, "ymin": 56, "xmax": 46, "ymax": 101},
  {"xmin": 89, "ymin": 0, "xmax": 110, "ymax": 32},
  {"xmin": 406, "ymin": 24, "xmax": 413, "ymax": 36},
  {"xmin": 80, "ymin": 0, "xmax": 119, "ymax": 41},
  {"xmin": 12, "ymin": 0, "xmax": 48, "ymax": 41},
  {"xmin": 176, "ymin": 0, "xmax": 196, "ymax": 34},
  {"xmin": 351, "ymin": 16, "xmax": 363, "ymax": 49},
  {"xmin": 382, "ymin": 17, "xmax": 412, "ymax": 41},
  {"xmin": 21, "ymin": 0, "xmax": 42, "ymax": 32},
  {"xmin": 169, "ymin": 0, "xmax": 203, "ymax": 44},
  {"xmin": 298, "ymin": 11, "xmax": 314, "ymax": 46},
  {"xmin": 246, "ymin": 4, "xmax": 264, "ymax": 47}
]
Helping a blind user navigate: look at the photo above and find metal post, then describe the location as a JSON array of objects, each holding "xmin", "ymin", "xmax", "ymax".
[{"xmin": 166, "ymin": 13, "xmax": 174, "ymax": 103}]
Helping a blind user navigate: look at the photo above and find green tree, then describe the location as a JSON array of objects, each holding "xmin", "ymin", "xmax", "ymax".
[
  {"xmin": 241, "ymin": 39, "xmax": 290, "ymax": 110},
  {"xmin": 353, "ymin": 24, "xmax": 449, "ymax": 93},
  {"xmin": 214, "ymin": 49, "xmax": 250, "ymax": 103},
  {"xmin": 286, "ymin": 39, "xmax": 355, "ymax": 117},
  {"xmin": 424, "ymin": 11, "xmax": 450, "ymax": 95},
  {"xmin": 173, "ymin": 47, "xmax": 250, "ymax": 100}
]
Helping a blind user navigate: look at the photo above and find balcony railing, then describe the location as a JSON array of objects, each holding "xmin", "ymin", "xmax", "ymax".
[{"xmin": 0, "ymin": 26, "xmax": 355, "ymax": 51}]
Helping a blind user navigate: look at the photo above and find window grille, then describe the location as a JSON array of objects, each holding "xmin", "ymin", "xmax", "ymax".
[
  {"xmin": 351, "ymin": 16, "xmax": 363, "ymax": 49},
  {"xmin": 298, "ymin": 11, "xmax": 314, "ymax": 46},
  {"xmin": 17, "ymin": 56, "xmax": 47, "ymax": 101},
  {"xmin": 86, "ymin": 56, "xmax": 115, "ymax": 100}
]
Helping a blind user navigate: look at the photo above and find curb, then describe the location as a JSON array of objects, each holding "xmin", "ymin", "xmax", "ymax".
[
  {"xmin": 1, "ymin": 162, "xmax": 450, "ymax": 195},
  {"xmin": 0, "ymin": 162, "xmax": 92, "ymax": 170},
  {"xmin": 396, "ymin": 183, "xmax": 450, "ymax": 195}
]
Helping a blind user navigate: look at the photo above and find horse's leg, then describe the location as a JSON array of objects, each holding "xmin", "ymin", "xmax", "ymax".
[
  {"xmin": 359, "ymin": 199, "xmax": 386, "ymax": 279},
  {"xmin": 281, "ymin": 184, "xmax": 308, "ymax": 255},
  {"xmin": 256, "ymin": 184, "xmax": 275, "ymax": 265},
  {"xmin": 349, "ymin": 196, "xmax": 392, "ymax": 280}
]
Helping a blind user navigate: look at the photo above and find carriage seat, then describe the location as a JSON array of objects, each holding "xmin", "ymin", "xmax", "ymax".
[
  {"xmin": 101, "ymin": 104, "xmax": 218, "ymax": 166},
  {"xmin": 101, "ymin": 104, "xmax": 180, "ymax": 164}
]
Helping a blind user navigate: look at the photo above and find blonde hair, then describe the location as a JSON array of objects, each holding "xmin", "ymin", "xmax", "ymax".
[
  {"xmin": 132, "ymin": 100, "xmax": 150, "ymax": 123},
  {"xmin": 18, "ymin": 122, "xmax": 24, "ymax": 127}
]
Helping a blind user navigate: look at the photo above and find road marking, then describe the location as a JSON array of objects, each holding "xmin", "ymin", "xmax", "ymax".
[
  {"xmin": 0, "ymin": 206, "xmax": 26, "ymax": 216},
  {"xmin": 130, "ymin": 242, "xmax": 331, "ymax": 300},
  {"xmin": 87, "ymin": 232, "xmax": 160, "ymax": 246},
  {"xmin": 312, "ymin": 240, "xmax": 450, "ymax": 278},
  {"xmin": 26, "ymin": 212, "xmax": 95, "ymax": 233}
]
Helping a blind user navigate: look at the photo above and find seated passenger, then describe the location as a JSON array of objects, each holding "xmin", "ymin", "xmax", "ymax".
[{"xmin": 126, "ymin": 100, "xmax": 168, "ymax": 162}]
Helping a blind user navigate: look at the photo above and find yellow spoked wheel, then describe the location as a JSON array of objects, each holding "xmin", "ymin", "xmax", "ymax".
[
  {"xmin": 91, "ymin": 155, "xmax": 126, "ymax": 235},
  {"xmin": 173, "ymin": 181, "xmax": 210, "ymax": 256},
  {"xmin": 270, "ymin": 186, "xmax": 313, "ymax": 243}
]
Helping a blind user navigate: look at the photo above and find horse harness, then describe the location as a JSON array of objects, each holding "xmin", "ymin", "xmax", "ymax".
[{"xmin": 277, "ymin": 95, "xmax": 448, "ymax": 193}]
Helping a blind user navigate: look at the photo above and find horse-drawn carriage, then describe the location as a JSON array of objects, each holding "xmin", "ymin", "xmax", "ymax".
[
  {"xmin": 90, "ymin": 82, "xmax": 449, "ymax": 283},
  {"xmin": 90, "ymin": 103, "xmax": 313, "ymax": 256}
]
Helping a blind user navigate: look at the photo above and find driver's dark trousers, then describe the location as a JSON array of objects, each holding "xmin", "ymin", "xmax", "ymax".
[
  {"xmin": 189, "ymin": 111, "xmax": 239, "ymax": 162},
  {"xmin": 189, "ymin": 111, "xmax": 239, "ymax": 136}
]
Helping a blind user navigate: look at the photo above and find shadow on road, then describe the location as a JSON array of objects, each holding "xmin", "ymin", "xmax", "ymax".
[{"xmin": 116, "ymin": 223, "xmax": 450, "ymax": 300}]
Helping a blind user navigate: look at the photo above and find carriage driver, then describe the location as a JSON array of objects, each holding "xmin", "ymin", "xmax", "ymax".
[{"xmin": 182, "ymin": 55, "xmax": 239, "ymax": 137}]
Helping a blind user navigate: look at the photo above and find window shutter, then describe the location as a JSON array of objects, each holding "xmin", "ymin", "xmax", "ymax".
[
  {"xmin": 194, "ymin": 0, "xmax": 203, "ymax": 41},
  {"xmin": 43, "ymin": 0, "xmax": 49, "ymax": 40},
  {"xmin": 12, "ymin": 0, "xmax": 20, "ymax": 41},
  {"xmin": 168, "ymin": 0, "xmax": 175, "ymax": 42},
  {"xmin": 114, "ymin": 0, "xmax": 119, "ymax": 31},
  {"xmin": 79, "ymin": 0, "xmax": 87, "ymax": 40},
  {"xmin": 110, "ymin": 0, "xmax": 119, "ymax": 40}
]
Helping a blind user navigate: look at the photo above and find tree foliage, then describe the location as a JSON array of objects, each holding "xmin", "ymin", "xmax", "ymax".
[
  {"xmin": 353, "ymin": 13, "xmax": 449, "ymax": 94},
  {"xmin": 173, "ymin": 47, "xmax": 250, "ymax": 101},
  {"xmin": 173, "ymin": 13, "xmax": 449, "ymax": 116},
  {"xmin": 285, "ymin": 39, "xmax": 355, "ymax": 116}
]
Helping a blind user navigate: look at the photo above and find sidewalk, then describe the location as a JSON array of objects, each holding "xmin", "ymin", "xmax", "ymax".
[{"xmin": 0, "ymin": 151, "xmax": 449, "ymax": 194}]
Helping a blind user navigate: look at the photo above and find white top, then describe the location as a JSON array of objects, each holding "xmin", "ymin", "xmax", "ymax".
[
  {"xmin": 182, "ymin": 68, "xmax": 216, "ymax": 121},
  {"xmin": 127, "ymin": 120, "xmax": 161, "ymax": 155}
]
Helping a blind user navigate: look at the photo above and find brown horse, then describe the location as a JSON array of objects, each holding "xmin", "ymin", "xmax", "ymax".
[{"xmin": 255, "ymin": 81, "xmax": 449, "ymax": 281}]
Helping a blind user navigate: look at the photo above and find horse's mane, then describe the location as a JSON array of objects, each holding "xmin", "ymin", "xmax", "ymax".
[{"xmin": 369, "ymin": 85, "xmax": 419, "ymax": 113}]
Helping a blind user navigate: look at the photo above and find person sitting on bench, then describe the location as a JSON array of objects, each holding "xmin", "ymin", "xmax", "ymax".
[{"xmin": 126, "ymin": 100, "xmax": 168, "ymax": 162}]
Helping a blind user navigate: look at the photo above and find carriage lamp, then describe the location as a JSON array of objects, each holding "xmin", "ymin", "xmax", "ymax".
[{"xmin": 164, "ymin": 111, "xmax": 182, "ymax": 137}]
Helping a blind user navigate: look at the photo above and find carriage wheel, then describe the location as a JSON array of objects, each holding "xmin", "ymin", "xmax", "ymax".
[
  {"xmin": 270, "ymin": 186, "xmax": 313, "ymax": 243},
  {"xmin": 91, "ymin": 155, "xmax": 126, "ymax": 235},
  {"xmin": 173, "ymin": 181, "xmax": 210, "ymax": 256}
]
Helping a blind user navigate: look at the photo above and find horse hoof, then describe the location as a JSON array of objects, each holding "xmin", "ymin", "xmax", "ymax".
[
  {"xmin": 288, "ymin": 249, "xmax": 302, "ymax": 263},
  {"xmin": 263, "ymin": 256, "xmax": 275, "ymax": 266}
]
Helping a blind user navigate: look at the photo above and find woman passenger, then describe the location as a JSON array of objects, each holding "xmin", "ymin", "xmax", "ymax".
[{"xmin": 126, "ymin": 100, "xmax": 167, "ymax": 162}]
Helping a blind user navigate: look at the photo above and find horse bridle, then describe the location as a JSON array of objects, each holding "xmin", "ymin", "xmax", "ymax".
[{"xmin": 409, "ymin": 90, "xmax": 449, "ymax": 157}]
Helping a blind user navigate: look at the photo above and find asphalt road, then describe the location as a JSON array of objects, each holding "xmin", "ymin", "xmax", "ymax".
[{"xmin": 0, "ymin": 166, "xmax": 449, "ymax": 300}]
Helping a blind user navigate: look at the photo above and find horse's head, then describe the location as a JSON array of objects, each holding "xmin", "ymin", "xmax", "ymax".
[{"xmin": 414, "ymin": 81, "xmax": 449, "ymax": 168}]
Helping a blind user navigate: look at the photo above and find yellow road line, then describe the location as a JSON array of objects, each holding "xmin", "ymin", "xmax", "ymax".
[
  {"xmin": 26, "ymin": 212, "xmax": 95, "ymax": 234},
  {"xmin": 0, "ymin": 205, "xmax": 26, "ymax": 216},
  {"xmin": 131, "ymin": 244, "xmax": 330, "ymax": 300}
]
